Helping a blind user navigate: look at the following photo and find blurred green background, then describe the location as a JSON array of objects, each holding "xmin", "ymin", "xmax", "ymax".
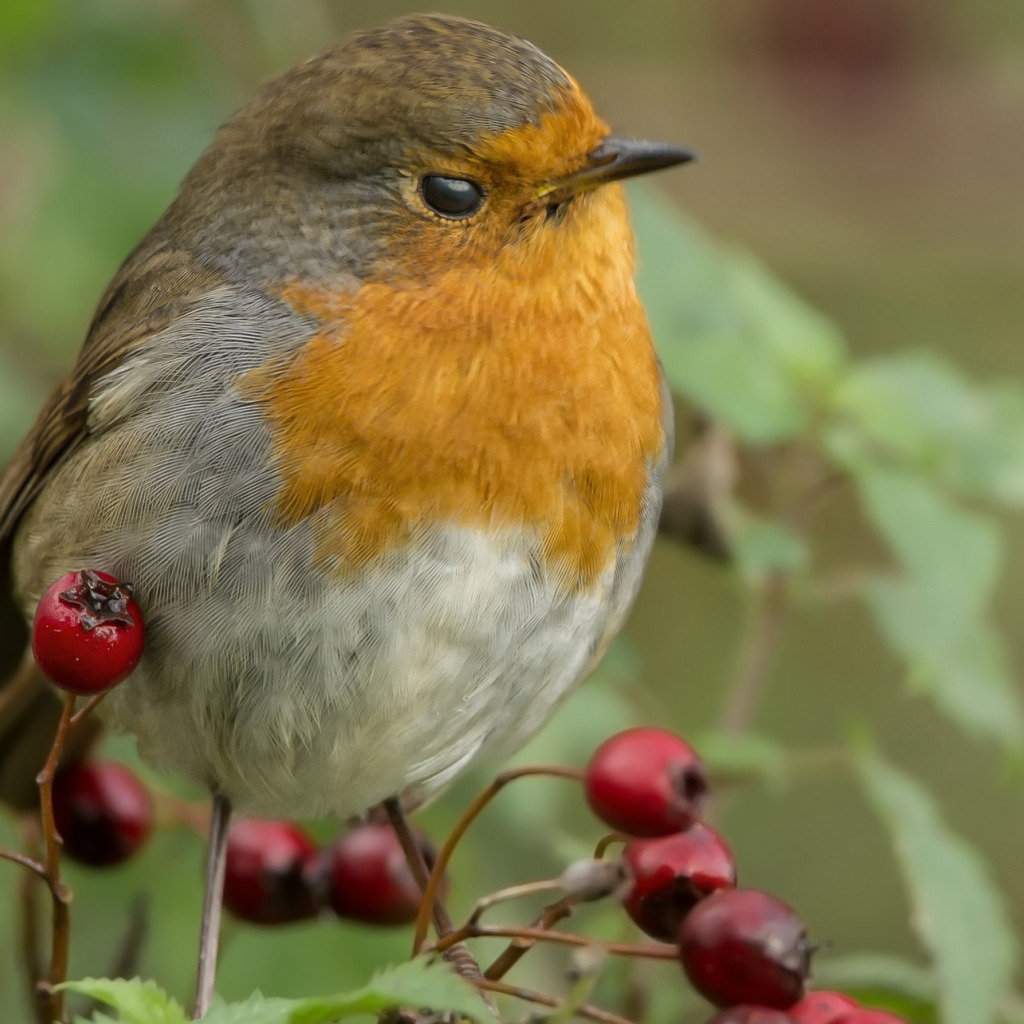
[{"xmin": 1, "ymin": 1, "xmax": 1022, "ymax": 1021}]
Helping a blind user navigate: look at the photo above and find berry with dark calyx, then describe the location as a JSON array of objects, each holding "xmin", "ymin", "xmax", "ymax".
[
  {"xmin": 32, "ymin": 569, "xmax": 145, "ymax": 695},
  {"xmin": 623, "ymin": 822, "xmax": 737, "ymax": 941},
  {"xmin": 584, "ymin": 727, "xmax": 708, "ymax": 837},
  {"xmin": 326, "ymin": 821, "xmax": 441, "ymax": 926},
  {"xmin": 705, "ymin": 1009, "xmax": 795, "ymax": 1023},
  {"xmin": 223, "ymin": 819, "xmax": 320, "ymax": 925},
  {"xmin": 679, "ymin": 888, "xmax": 812, "ymax": 1009},
  {"xmin": 790, "ymin": 991, "xmax": 859, "ymax": 1023},
  {"xmin": 52, "ymin": 760, "xmax": 153, "ymax": 867},
  {"xmin": 832, "ymin": 1013, "xmax": 908, "ymax": 1024}
]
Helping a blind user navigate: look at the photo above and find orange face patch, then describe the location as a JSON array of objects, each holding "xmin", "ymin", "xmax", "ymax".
[{"xmin": 242, "ymin": 116, "xmax": 665, "ymax": 590}]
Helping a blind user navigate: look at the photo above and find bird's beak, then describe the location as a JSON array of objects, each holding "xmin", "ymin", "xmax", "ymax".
[{"xmin": 529, "ymin": 138, "xmax": 695, "ymax": 213}]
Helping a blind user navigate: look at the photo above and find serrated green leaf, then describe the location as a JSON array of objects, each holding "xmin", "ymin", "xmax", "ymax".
[
  {"xmin": 203, "ymin": 992, "xmax": 298, "ymax": 1024},
  {"xmin": 856, "ymin": 748, "xmax": 1018, "ymax": 1024},
  {"xmin": 59, "ymin": 978, "xmax": 187, "ymax": 1024},
  {"xmin": 844, "ymin": 463, "xmax": 1024, "ymax": 746},
  {"xmin": 630, "ymin": 184, "xmax": 845, "ymax": 443},
  {"xmin": 286, "ymin": 958, "xmax": 494, "ymax": 1024},
  {"xmin": 834, "ymin": 351, "xmax": 1024, "ymax": 505},
  {"xmin": 731, "ymin": 516, "xmax": 810, "ymax": 582}
]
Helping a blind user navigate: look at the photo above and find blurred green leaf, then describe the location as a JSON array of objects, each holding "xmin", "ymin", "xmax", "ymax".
[
  {"xmin": 814, "ymin": 952, "xmax": 938, "ymax": 1022},
  {"xmin": 630, "ymin": 184, "xmax": 846, "ymax": 443},
  {"xmin": 835, "ymin": 351, "xmax": 1024, "ymax": 505},
  {"xmin": 844, "ymin": 462, "xmax": 1024, "ymax": 747},
  {"xmin": 856, "ymin": 747, "xmax": 1018, "ymax": 1024},
  {"xmin": 731, "ymin": 515, "xmax": 810, "ymax": 582},
  {"xmin": 60, "ymin": 978, "xmax": 187, "ymax": 1024},
  {"xmin": 695, "ymin": 730, "xmax": 790, "ymax": 789}
]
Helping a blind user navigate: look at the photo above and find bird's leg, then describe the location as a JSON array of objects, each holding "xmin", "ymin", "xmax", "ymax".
[
  {"xmin": 192, "ymin": 793, "xmax": 231, "ymax": 1020},
  {"xmin": 382, "ymin": 797, "xmax": 483, "ymax": 981}
]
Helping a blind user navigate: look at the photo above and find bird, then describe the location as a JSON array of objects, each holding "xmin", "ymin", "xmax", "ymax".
[{"xmin": 0, "ymin": 12, "xmax": 691, "ymax": 1015}]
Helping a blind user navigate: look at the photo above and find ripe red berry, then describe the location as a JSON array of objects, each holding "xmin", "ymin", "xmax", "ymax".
[
  {"xmin": 326, "ymin": 822, "xmax": 440, "ymax": 926},
  {"xmin": 52, "ymin": 760, "xmax": 153, "ymax": 867},
  {"xmin": 584, "ymin": 727, "xmax": 708, "ymax": 837},
  {"xmin": 679, "ymin": 888, "xmax": 812, "ymax": 1009},
  {"xmin": 705, "ymin": 1009, "xmax": 795, "ymax": 1023},
  {"xmin": 623, "ymin": 822, "xmax": 737, "ymax": 941},
  {"xmin": 832, "ymin": 1013, "xmax": 907, "ymax": 1024},
  {"xmin": 32, "ymin": 570, "xmax": 145, "ymax": 695},
  {"xmin": 223, "ymin": 819, "xmax": 320, "ymax": 925},
  {"xmin": 790, "ymin": 991, "xmax": 859, "ymax": 1023}
]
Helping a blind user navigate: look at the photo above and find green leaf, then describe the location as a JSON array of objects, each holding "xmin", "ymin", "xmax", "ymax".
[
  {"xmin": 59, "ymin": 978, "xmax": 187, "ymax": 1024},
  {"xmin": 855, "ymin": 747, "xmax": 1019, "ymax": 1024},
  {"xmin": 285, "ymin": 958, "xmax": 494, "ymax": 1024},
  {"xmin": 694, "ymin": 730, "xmax": 790, "ymax": 790},
  {"xmin": 630, "ymin": 184, "xmax": 846, "ymax": 443},
  {"xmin": 814, "ymin": 952, "xmax": 938, "ymax": 1022},
  {"xmin": 203, "ymin": 993, "xmax": 298, "ymax": 1024},
  {"xmin": 844, "ymin": 462, "xmax": 1024, "ymax": 747},
  {"xmin": 834, "ymin": 351, "xmax": 1024, "ymax": 505},
  {"xmin": 731, "ymin": 515, "xmax": 810, "ymax": 582}
]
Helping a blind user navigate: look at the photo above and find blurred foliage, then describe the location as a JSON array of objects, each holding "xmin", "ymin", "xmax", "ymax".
[{"xmin": 2, "ymin": 3, "xmax": 1024, "ymax": 1024}]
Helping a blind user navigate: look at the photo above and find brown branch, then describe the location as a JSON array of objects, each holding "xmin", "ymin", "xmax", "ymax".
[{"xmin": 411, "ymin": 765, "xmax": 583, "ymax": 955}]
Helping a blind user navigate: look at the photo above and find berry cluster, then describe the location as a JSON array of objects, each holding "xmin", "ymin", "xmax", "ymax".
[
  {"xmin": 582, "ymin": 728, "xmax": 908, "ymax": 1023},
  {"xmin": 223, "ymin": 817, "xmax": 438, "ymax": 927},
  {"xmin": 26, "ymin": 573, "xmax": 911, "ymax": 1024}
]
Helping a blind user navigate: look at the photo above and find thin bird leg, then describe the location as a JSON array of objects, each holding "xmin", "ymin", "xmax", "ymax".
[
  {"xmin": 382, "ymin": 797, "xmax": 484, "ymax": 982},
  {"xmin": 192, "ymin": 793, "xmax": 231, "ymax": 1019}
]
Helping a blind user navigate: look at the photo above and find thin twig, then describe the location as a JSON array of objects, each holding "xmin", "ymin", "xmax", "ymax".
[
  {"xmin": 411, "ymin": 765, "xmax": 583, "ymax": 955},
  {"xmin": 35, "ymin": 694, "xmax": 75, "ymax": 1024},
  {"xmin": 68, "ymin": 692, "xmax": 108, "ymax": 731},
  {"xmin": 718, "ymin": 572, "xmax": 788, "ymax": 737},
  {"xmin": 0, "ymin": 848, "xmax": 48, "ymax": 882},
  {"xmin": 382, "ymin": 798, "xmax": 485, "ymax": 986},
  {"xmin": 474, "ymin": 977, "xmax": 638, "ymax": 1024}
]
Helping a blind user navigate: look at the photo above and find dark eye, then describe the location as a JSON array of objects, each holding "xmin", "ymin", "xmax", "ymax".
[{"xmin": 420, "ymin": 175, "xmax": 485, "ymax": 219}]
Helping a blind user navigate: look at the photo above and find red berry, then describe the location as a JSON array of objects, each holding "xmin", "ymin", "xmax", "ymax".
[
  {"xmin": 223, "ymin": 819, "xmax": 320, "ymax": 925},
  {"xmin": 32, "ymin": 570, "xmax": 145, "ymax": 695},
  {"xmin": 326, "ymin": 822, "xmax": 440, "ymax": 926},
  {"xmin": 623, "ymin": 823, "xmax": 737, "ymax": 941},
  {"xmin": 790, "ymin": 991, "xmax": 859, "ymax": 1023},
  {"xmin": 832, "ymin": 1014, "xmax": 907, "ymax": 1024},
  {"xmin": 679, "ymin": 888, "xmax": 812, "ymax": 1009},
  {"xmin": 52, "ymin": 760, "xmax": 153, "ymax": 867},
  {"xmin": 584, "ymin": 727, "xmax": 708, "ymax": 837},
  {"xmin": 705, "ymin": 1009, "xmax": 795, "ymax": 1023}
]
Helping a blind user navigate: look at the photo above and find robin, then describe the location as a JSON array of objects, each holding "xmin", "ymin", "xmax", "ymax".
[{"xmin": 0, "ymin": 12, "xmax": 690, "ymax": 1014}]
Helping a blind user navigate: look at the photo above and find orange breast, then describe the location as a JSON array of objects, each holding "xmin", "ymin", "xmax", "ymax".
[{"xmin": 243, "ymin": 184, "xmax": 665, "ymax": 590}]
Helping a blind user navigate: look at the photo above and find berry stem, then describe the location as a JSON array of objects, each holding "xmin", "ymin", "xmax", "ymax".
[
  {"xmin": 474, "ymin": 977, "xmax": 639, "ymax": 1024},
  {"xmin": 435, "ymin": 923, "xmax": 677, "ymax": 961},
  {"xmin": 34, "ymin": 693, "xmax": 75, "ymax": 1024},
  {"xmin": 411, "ymin": 764, "xmax": 583, "ymax": 955},
  {"xmin": 483, "ymin": 895, "xmax": 576, "ymax": 980},
  {"xmin": 468, "ymin": 879, "xmax": 563, "ymax": 926},
  {"xmin": 68, "ymin": 692, "xmax": 108, "ymax": 731},
  {"xmin": 593, "ymin": 833, "xmax": 628, "ymax": 859}
]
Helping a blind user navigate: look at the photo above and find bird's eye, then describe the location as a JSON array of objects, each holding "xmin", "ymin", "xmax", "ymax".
[{"xmin": 419, "ymin": 175, "xmax": 485, "ymax": 219}]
